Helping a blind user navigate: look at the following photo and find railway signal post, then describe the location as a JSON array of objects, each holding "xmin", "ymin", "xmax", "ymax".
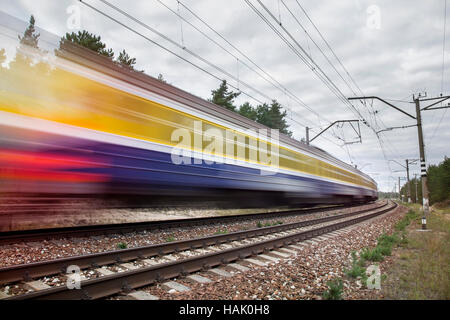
[{"xmin": 348, "ymin": 93, "xmax": 450, "ymax": 229}]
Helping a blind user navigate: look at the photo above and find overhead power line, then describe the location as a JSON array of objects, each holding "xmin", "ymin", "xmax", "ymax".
[
  {"xmin": 80, "ymin": 0, "xmax": 344, "ymax": 139},
  {"xmin": 79, "ymin": 0, "xmax": 267, "ymax": 106},
  {"xmin": 429, "ymin": 0, "xmax": 448, "ymax": 143},
  {"xmin": 156, "ymin": 0, "xmax": 329, "ymax": 128},
  {"xmin": 245, "ymin": 0, "xmax": 368, "ymax": 126},
  {"xmin": 80, "ymin": 0, "xmax": 366, "ymax": 150},
  {"xmin": 292, "ymin": 0, "xmax": 380, "ymax": 128}
]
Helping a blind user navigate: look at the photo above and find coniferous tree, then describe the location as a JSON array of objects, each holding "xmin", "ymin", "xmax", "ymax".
[
  {"xmin": 60, "ymin": 30, "xmax": 114, "ymax": 58},
  {"xmin": 427, "ymin": 156, "xmax": 450, "ymax": 204},
  {"xmin": 157, "ymin": 73, "xmax": 167, "ymax": 83},
  {"xmin": 238, "ymin": 102, "xmax": 258, "ymax": 121},
  {"xmin": 210, "ymin": 80, "xmax": 240, "ymax": 112},
  {"xmin": 209, "ymin": 82, "xmax": 292, "ymax": 136},
  {"xmin": 256, "ymin": 100, "xmax": 292, "ymax": 136},
  {"xmin": 116, "ymin": 49, "xmax": 136, "ymax": 68},
  {"xmin": 18, "ymin": 15, "xmax": 40, "ymax": 48},
  {"xmin": 400, "ymin": 156, "xmax": 450, "ymax": 205},
  {"xmin": 10, "ymin": 15, "xmax": 42, "ymax": 71}
]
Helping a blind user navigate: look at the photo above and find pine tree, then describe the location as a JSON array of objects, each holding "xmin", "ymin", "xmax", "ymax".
[
  {"xmin": 256, "ymin": 100, "xmax": 292, "ymax": 136},
  {"xmin": 157, "ymin": 73, "xmax": 167, "ymax": 83},
  {"xmin": 210, "ymin": 80, "xmax": 240, "ymax": 112},
  {"xmin": 10, "ymin": 15, "xmax": 41, "ymax": 70},
  {"xmin": 238, "ymin": 102, "xmax": 257, "ymax": 121},
  {"xmin": 18, "ymin": 15, "xmax": 40, "ymax": 48},
  {"xmin": 60, "ymin": 30, "xmax": 114, "ymax": 58},
  {"xmin": 116, "ymin": 49, "xmax": 136, "ymax": 69}
]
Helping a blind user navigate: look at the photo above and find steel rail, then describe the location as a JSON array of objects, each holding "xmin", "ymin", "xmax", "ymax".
[
  {"xmin": 5, "ymin": 201, "xmax": 396, "ymax": 300},
  {"xmin": 0, "ymin": 201, "xmax": 387, "ymax": 286},
  {"xmin": 0, "ymin": 202, "xmax": 368, "ymax": 245}
]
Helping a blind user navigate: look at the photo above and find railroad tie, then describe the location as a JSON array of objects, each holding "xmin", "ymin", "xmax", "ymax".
[
  {"xmin": 186, "ymin": 274, "xmax": 213, "ymax": 284},
  {"xmin": 207, "ymin": 268, "xmax": 232, "ymax": 278},
  {"xmin": 225, "ymin": 263, "xmax": 250, "ymax": 272},
  {"xmin": 128, "ymin": 291, "xmax": 159, "ymax": 300},
  {"xmin": 24, "ymin": 280, "xmax": 50, "ymax": 291},
  {"xmin": 161, "ymin": 281, "xmax": 191, "ymax": 293}
]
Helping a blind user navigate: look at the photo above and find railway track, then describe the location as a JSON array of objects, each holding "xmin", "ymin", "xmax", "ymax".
[
  {"xmin": 0, "ymin": 200, "xmax": 396, "ymax": 300},
  {"xmin": 0, "ymin": 202, "xmax": 368, "ymax": 245}
]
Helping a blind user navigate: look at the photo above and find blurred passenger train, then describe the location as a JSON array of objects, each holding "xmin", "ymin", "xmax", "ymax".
[{"xmin": 0, "ymin": 42, "xmax": 377, "ymax": 207}]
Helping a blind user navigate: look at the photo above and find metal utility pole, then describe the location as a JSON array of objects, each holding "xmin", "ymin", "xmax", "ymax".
[
  {"xmin": 306, "ymin": 126, "xmax": 310, "ymax": 145},
  {"xmin": 414, "ymin": 96, "xmax": 429, "ymax": 226},
  {"xmin": 305, "ymin": 120, "xmax": 361, "ymax": 145},
  {"xmin": 389, "ymin": 159, "xmax": 417, "ymax": 203},
  {"xmin": 397, "ymin": 176, "xmax": 407, "ymax": 202},
  {"xmin": 348, "ymin": 93, "xmax": 450, "ymax": 229},
  {"xmin": 406, "ymin": 159, "xmax": 411, "ymax": 203},
  {"xmin": 414, "ymin": 173, "xmax": 419, "ymax": 203}
]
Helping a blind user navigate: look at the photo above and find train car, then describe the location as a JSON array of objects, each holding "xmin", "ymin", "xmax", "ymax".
[{"xmin": 0, "ymin": 42, "xmax": 377, "ymax": 207}]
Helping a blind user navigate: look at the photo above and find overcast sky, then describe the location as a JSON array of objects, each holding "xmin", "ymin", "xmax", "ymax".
[{"xmin": 1, "ymin": 0, "xmax": 448, "ymax": 192}]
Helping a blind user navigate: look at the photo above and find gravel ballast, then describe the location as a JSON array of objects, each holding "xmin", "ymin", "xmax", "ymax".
[
  {"xmin": 136, "ymin": 204, "xmax": 406, "ymax": 300},
  {"xmin": 0, "ymin": 202, "xmax": 380, "ymax": 268}
]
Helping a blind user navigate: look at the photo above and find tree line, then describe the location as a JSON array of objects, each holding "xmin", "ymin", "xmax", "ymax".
[
  {"xmin": 1, "ymin": 15, "xmax": 292, "ymax": 137},
  {"xmin": 399, "ymin": 156, "xmax": 450, "ymax": 205},
  {"xmin": 209, "ymin": 80, "xmax": 292, "ymax": 136}
]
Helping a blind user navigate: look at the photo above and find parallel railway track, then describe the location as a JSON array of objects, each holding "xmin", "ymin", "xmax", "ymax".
[
  {"xmin": 1, "ymin": 200, "xmax": 396, "ymax": 300},
  {"xmin": 0, "ymin": 202, "xmax": 367, "ymax": 245}
]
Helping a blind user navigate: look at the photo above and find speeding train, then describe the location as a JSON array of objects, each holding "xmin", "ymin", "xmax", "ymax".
[{"xmin": 0, "ymin": 42, "xmax": 377, "ymax": 207}]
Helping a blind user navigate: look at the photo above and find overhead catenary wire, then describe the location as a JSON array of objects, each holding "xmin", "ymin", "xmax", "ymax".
[
  {"xmin": 245, "ymin": 0, "xmax": 394, "ymax": 167},
  {"xmin": 79, "ymin": 0, "xmax": 332, "ymax": 135},
  {"xmin": 247, "ymin": 0, "xmax": 368, "ymax": 125},
  {"xmin": 285, "ymin": 1, "xmax": 405, "ymax": 168},
  {"xmin": 78, "ymin": 0, "xmax": 266, "ymax": 106},
  {"xmin": 280, "ymin": 0, "xmax": 379, "ymax": 130},
  {"xmin": 97, "ymin": 0, "xmax": 278, "ymax": 104},
  {"xmin": 429, "ymin": 0, "xmax": 448, "ymax": 143},
  {"xmin": 167, "ymin": 0, "xmax": 330, "ymax": 127},
  {"xmin": 80, "ymin": 0, "xmax": 365, "ymax": 151},
  {"xmin": 97, "ymin": 0, "xmax": 346, "ymax": 135}
]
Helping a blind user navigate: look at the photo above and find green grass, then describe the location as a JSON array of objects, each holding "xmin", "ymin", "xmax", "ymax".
[
  {"xmin": 214, "ymin": 229, "xmax": 228, "ymax": 235},
  {"xmin": 116, "ymin": 242, "xmax": 128, "ymax": 249},
  {"xmin": 322, "ymin": 279, "xmax": 344, "ymax": 300},
  {"xmin": 360, "ymin": 246, "xmax": 385, "ymax": 262},
  {"xmin": 165, "ymin": 235, "xmax": 175, "ymax": 242},
  {"xmin": 343, "ymin": 208, "xmax": 418, "ymax": 291},
  {"xmin": 344, "ymin": 251, "xmax": 367, "ymax": 283},
  {"xmin": 360, "ymin": 215, "xmax": 416, "ymax": 263},
  {"xmin": 257, "ymin": 220, "xmax": 284, "ymax": 228},
  {"xmin": 395, "ymin": 209, "xmax": 418, "ymax": 231},
  {"xmin": 382, "ymin": 205, "xmax": 450, "ymax": 299}
]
